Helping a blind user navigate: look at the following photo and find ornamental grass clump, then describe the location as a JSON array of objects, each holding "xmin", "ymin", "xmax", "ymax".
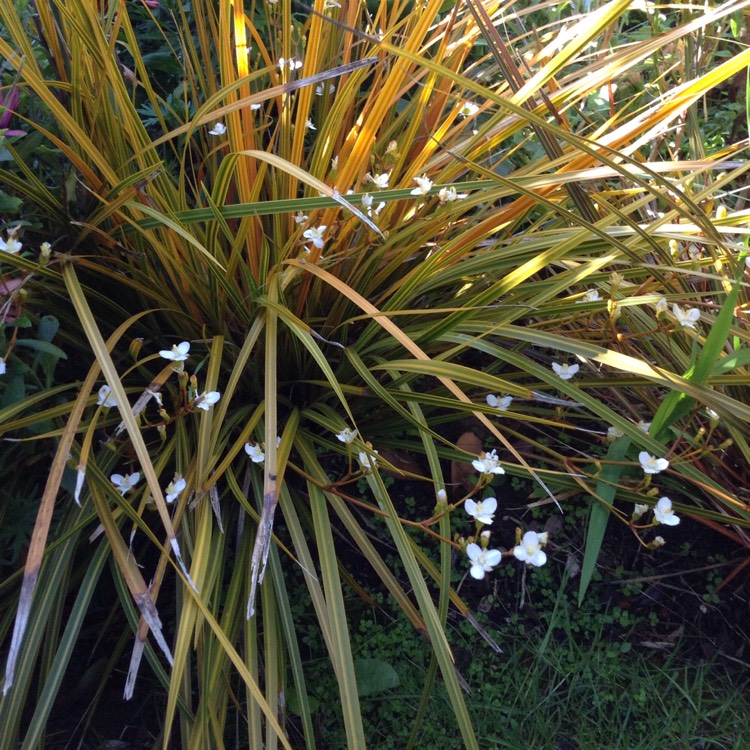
[{"xmin": 1, "ymin": 0, "xmax": 750, "ymax": 746}]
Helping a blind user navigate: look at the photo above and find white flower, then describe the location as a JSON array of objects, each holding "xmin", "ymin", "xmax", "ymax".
[
  {"xmin": 639, "ymin": 451, "xmax": 669, "ymax": 475},
  {"xmin": 631, "ymin": 503, "xmax": 649, "ymax": 521},
  {"xmin": 315, "ymin": 83, "xmax": 335, "ymax": 96},
  {"xmin": 40, "ymin": 242, "xmax": 52, "ymax": 261},
  {"xmin": 438, "ymin": 186, "xmax": 468, "ymax": 203},
  {"xmin": 278, "ymin": 57, "xmax": 303, "ymax": 71},
  {"xmin": 294, "ymin": 211, "xmax": 309, "ymax": 225},
  {"xmin": 465, "ymin": 496, "xmax": 497, "ymax": 525},
  {"xmin": 111, "ymin": 472, "xmax": 140, "ymax": 495},
  {"xmin": 410, "ymin": 174, "xmax": 433, "ymax": 196},
  {"xmin": 374, "ymin": 201, "xmax": 386, "ymax": 216},
  {"xmin": 654, "ymin": 496, "xmax": 680, "ymax": 526},
  {"xmin": 250, "ymin": 103, "xmax": 262, "ymax": 111},
  {"xmin": 0, "ymin": 233, "xmax": 22, "ymax": 254},
  {"xmin": 245, "ymin": 442, "xmax": 265, "ymax": 463},
  {"xmin": 194, "ymin": 390, "xmax": 220, "ymax": 411},
  {"xmin": 97, "ymin": 385, "xmax": 117, "ymax": 408},
  {"xmin": 513, "ymin": 531, "xmax": 547, "ymax": 567},
  {"xmin": 672, "ymin": 304, "xmax": 701, "ymax": 329},
  {"xmin": 324, "ymin": 0, "xmax": 341, "ymax": 7},
  {"xmin": 361, "ymin": 193, "xmax": 373, "ymax": 209},
  {"xmin": 655, "ymin": 297, "xmax": 669, "ymax": 314},
  {"xmin": 302, "ymin": 225, "xmax": 327, "ymax": 250},
  {"xmin": 486, "ymin": 394, "xmax": 513, "ymax": 411},
  {"xmin": 436, "ymin": 488, "xmax": 447, "ymax": 503},
  {"xmin": 0, "ymin": 357, "xmax": 5, "ymax": 375},
  {"xmin": 366, "ymin": 171, "xmax": 390, "ymax": 189},
  {"xmin": 607, "ymin": 426, "xmax": 624, "ymax": 441},
  {"xmin": 208, "ymin": 122, "xmax": 227, "ymax": 136},
  {"xmin": 165, "ymin": 475, "xmax": 187, "ymax": 503},
  {"xmin": 637, "ymin": 420, "xmax": 652, "ymax": 433},
  {"xmin": 331, "ymin": 155, "xmax": 339, "ymax": 171},
  {"xmin": 471, "ymin": 449, "xmax": 505, "ymax": 476},
  {"xmin": 358, "ymin": 449, "xmax": 378, "ymax": 473},
  {"xmin": 551, "ymin": 362, "xmax": 579, "ymax": 380},
  {"xmin": 306, "ymin": 118, "xmax": 316, "ymax": 130},
  {"xmin": 459, "ymin": 101, "xmax": 479, "ymax": 118},
  {"xmin": 159, "ymin": 341, "xmax": 190, "ymax": 362},
  {"xmin": 336, "ymin": 427, "xmax": 358, "ymax": 444},
  {"xmin": 466, "ymin": 543, "xmax": 501, "ymax": 579},
  {"xmin": 577, "ymin": 289, "xmax": 601, "ymax": 303},
  {"xmin": 652, "ymin": 535, "xmax": 666, "ymax": 548}
]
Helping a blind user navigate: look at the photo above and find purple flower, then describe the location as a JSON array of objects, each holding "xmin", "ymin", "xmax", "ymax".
[{"xmin": 0, "ymin": 86, "xmax": 26, "ymax": 137}]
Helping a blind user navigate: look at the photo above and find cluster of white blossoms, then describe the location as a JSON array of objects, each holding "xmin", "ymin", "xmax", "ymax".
[
  {"xmin": 463, "ymin": 448, "xmax": 550, "ymax": 579},
  {"xmin": 102, "ymin": 339, "xmax": 221, "ymax": 502},
  {"xmin": 633, "ymin": 497, "xmax": 680, "ymax": 527}
]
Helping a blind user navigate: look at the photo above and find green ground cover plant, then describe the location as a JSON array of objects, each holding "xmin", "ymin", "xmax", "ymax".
[{"xmin": 1, "ymin": 0, "xmax": 750, "ymax": 746}]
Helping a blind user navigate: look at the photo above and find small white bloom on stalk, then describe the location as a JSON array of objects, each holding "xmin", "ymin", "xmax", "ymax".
[
  {"xmin": 306, "ymin": 118, "xmax": 316, "ymax": 131},
  {"xmin": 40, "ymin": 242, "xmax": 52, "ymax": 262},
  {"xmin": 250, "ymin": 103, "xmax": 262, "ymax": 111},
  {"xmin": 208, "ymin": 122, "xmax": 227, "ymax": 136},
  {"xmin": 111, "ymin": 472, "xmax": 140, "ymax": 496},
  {"xmin": 471, "ymin": 449, "xmax": 505, "ymax": 476},
  {"xmin": 459, "ymin": 101, "xmax": 479, "ymax": 118},
  {"xmin": 655, "ymin": 297, "xmax": 669, "ymax": 314},
  {"xmin": 366, "ymin": 171, "xmax": 390, "ymax": 189},
  {"xmin": 466, "ymin": 543, "xmax": 501, "ymax": 580},
  {"xmin": 159, "ymin": 341, "xmax": 190, "ymax": 362},
  {"xmin": 302, "ymin": 225, "xmax": 327, "ymax": 250},
  {"xmin": 410, "ymin": 174, "xmax": 433, "ymax": 196},
  {"xmin": 651, "ymin": 535, "xmax": 666, "ymax": 549},
  {"xmin": 358, "ymin": 449, "xmax": 378, "ymax": 473},
  {"xmin": 194, "ymin": 390, "xmax": 220, "ymax": 411},
  {"xmin": 486, "ymin": 394, "xmax": 513, "ymax": 411},
  {"xmin": 631, "ymin": 503, "xmax": 649, "ymax": 521},
  {"xmin": 97, "ymin": 384, "xmax": 117, "ymax": 408},
  {"xmin": 653, "ymin": 496, "xmax": 680, "ymax": 526},
  {"xmin": 672, "ymin": 303, "xmax": 701, "ymax": 329},
  {"xmin": 0, "ymin": 232, "xmax": 22, "ymax": 254},
  {"xmin": 165, "ymin": 475, "xmax": 187, "ymax": 503},
  {"xmin": 278, "ymin": 57, "xmax": 303, "ymax": 71},
  {"xmin": 551, "ymin": 362, "xmax": 579, "ymax": 380},
  {"xmin": 638, "ymin": 451, "xmax": 669, "ymax": 475},
  {"xmin": 607, "ymin": 426, "xmax": 624, "ymax": 441},
  {"xmin": 438, "ymin": 186, "xmax": 468, "ymax": 203},
  {"xmin": 513, "ymin": 531, "xmax": 547, "ymax": 567},
  {"xmin": 245, "ymin": 442, "xmax": 265, "ymax": 464},
  {"xmin": 335, "ymin": 427, "xmax": 357, "ymax": 444},
  {"xmin": 465, "ymin": 496, "xmax": 497, "ymax": 525},
  {"xmin": 637, "ymin": 420, "xmax": 652, "ymax": 433},
  {"xmin": 293, "ymin": 211, "xmax": 309, "ymax": 225},
  {"xmin": 577, "ymin": 289, "xmax": 601, "ymax": 303},
  {"xmin": 0, "ymin": 357, "xmax": 5, "ymax": 376}
]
